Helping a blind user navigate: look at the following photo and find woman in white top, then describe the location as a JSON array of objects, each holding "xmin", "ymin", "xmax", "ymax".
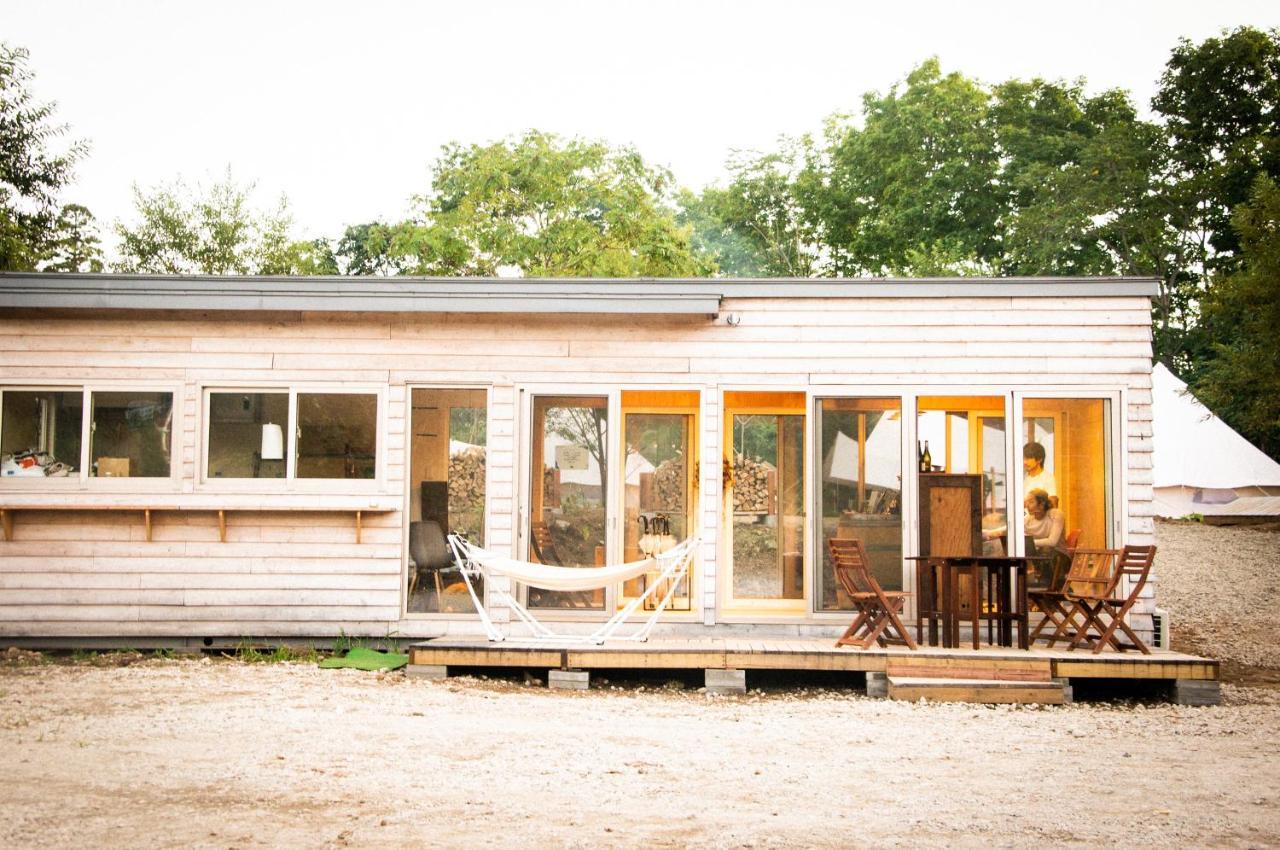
[{"xmin": 1024, "ymin": 488, "xmax": 1065, "ymax": 553}]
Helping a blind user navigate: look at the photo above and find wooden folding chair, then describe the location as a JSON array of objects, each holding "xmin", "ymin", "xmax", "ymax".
[
  {"xmin": 1067, "ymin": 544, "xmax": 1157, "ymax": 655},
  {"xmin": 829, "ymin": 538, "xmax": 917, "ymax": 650},
  {"xmin": 1029, "ymin": 548, "xmax": 1117, "ymax": 647}
]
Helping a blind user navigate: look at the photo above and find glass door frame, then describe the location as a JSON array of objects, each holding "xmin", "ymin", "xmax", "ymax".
[
  {"xmin": 718, "ymin": 389, "xmax": 810, "ymax": 619},
  {"xmin": 515, "ymin": 384, "xmax": 704, "ymax": 621},
  {"xmin": 1010, "ymin": 389, "xmax": 1127, "ymax": 553}
]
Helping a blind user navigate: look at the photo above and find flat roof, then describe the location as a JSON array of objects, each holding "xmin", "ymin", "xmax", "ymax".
[{"xmin": 0, "ymin": 273, "xmax": 1160, "ymax": 314}]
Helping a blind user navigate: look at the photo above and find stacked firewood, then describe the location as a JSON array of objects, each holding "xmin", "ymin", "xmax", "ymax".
[
  {"xmin": 652, "ymin": 456, "xmax": 686, "ymax": 510},
  {"xmin": 733, "ymin": 454, "xmax": 775, "ymax": 513},
  {"xmin": 448, "ymin": 446, "xmax": 486, "ymax": 513}
]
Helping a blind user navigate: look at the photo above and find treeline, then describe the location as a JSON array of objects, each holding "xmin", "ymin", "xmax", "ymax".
[{"xmin": 1, "ymin": 29, "xmax": 1277, "ymax": 459}]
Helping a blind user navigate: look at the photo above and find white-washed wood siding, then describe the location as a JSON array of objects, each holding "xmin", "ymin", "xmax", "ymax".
[{"xmin": 0, "ymin": 295, "xmax": 1155, "ymax": 639}]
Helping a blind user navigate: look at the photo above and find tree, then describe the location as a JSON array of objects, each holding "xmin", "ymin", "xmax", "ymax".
[
  {"xmin": 42, "ymin": 203, "xmax": 103, "ymax": 272},
  {"xmin": 1153, "ymin": 26, "xmax": 1280, "ymax": 270},
  {"xmin": 1189, "ymin": 175, "xmax": 1280, "ymax": 461},
  {"xmin": 392, "ymin": 131, "xmax": 711, "ymax": 277},
  {"xmin": 678, "ymin": 143, "xmax": 817, "ymax": 277},
  {"xmin": 815, "ymin": 59, "xmax": 1002, "ymax": 275},
  {"xmin": 0, "ymin": 43, "xmax": 90, "ymax": 271},
  {"xmin": 115, "ymin": 172, "xmax": 317, "ymax": 275}
]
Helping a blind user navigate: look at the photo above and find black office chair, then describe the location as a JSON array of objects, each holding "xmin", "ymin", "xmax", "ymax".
[{"xmin": 408, "ymin": 520, "xmax": 455, "ymax": 599}]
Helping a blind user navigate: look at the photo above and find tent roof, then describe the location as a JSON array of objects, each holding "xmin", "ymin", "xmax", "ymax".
[{"xmin": 1152, "ymin": 363, "xmax": 1280, "ymax": 489}]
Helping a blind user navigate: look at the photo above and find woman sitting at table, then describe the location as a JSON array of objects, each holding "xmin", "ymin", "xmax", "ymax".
[{"xmin": 1024, "ymin": 488, "xmax": 1065, "ymax": 555}]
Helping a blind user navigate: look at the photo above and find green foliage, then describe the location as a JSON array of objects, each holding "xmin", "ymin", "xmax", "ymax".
[
  {"xmin": 0, "ymin": 43, "xmax": 94, "ymax": 271},
  {"xmin": 114, "ymin": 170, "xmax": 311, "ymax": 275},
  {"xmin": 387, "ymin": 130, "xmax": 711, "ymax": 277},
  {"xmin": 678, "ymin": 143, "xmax": 816, "ymax": 277},
  {"xmin": 41, "ymin": 203, "xmax": 104, "ymax": 272},
  {"xmin": 1190, "ymin": 175, "xmax": 1280, "ymax": 460}
]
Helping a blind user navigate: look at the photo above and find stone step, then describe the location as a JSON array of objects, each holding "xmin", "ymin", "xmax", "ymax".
[{"xmin": 887, "ymin": 675, "xmax": 1066, "ymax": 705}]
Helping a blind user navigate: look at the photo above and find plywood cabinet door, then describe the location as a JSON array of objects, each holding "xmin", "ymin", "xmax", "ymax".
[{"xmin": 919, "ymin": 473, "xmax": 983, "ymax": 557}]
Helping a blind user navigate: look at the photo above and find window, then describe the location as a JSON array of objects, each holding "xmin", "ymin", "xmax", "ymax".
[
  {"xmin": 207, "ymin": 392, "xmax": 290, "ymax": 479},
  {"xmin": 90, "ymin": 391, "xmax": 173, "ymax": 478},
  {"xmin": 408, "ymin": 388, "xmax": 487, "ymax": 614},
  {"xmin": 722, "ymin": 391, "xmax": 806, "ymax": 615},
  {"xmin": 296, "ymin": 393, "xmax": 377, "ymax": 480},
  {"xmin": 619, "ymin": 390, "xmax": 698, "ymax": 612},
  {"xmin": 818, "ymin": 398, "xmax": 903, "ymax": 607},
  {"xmin": 528, "ymin": 395, "xmax": 609, "ymax": 610},
  {"xmin": 1021, "ymin": 398, "xmax": 1113, "ymax": 582},
  {"xmin": 0, "ymin": 390, "xmax": 82, "ymax": 478}
]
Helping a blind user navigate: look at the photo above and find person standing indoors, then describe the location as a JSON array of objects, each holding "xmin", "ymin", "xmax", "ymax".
[{"xmin": 1023, "ymin": 441, "xmax": 1057, "ymax": 505}]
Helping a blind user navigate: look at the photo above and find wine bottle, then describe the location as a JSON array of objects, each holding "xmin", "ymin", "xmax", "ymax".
[{"xmin": 921, "ymin": 440, "xmax": 932, "ymax": 473}]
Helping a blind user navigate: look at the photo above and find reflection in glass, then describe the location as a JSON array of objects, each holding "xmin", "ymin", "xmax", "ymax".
[
  {"xmin": 819, "ymin": 398, "xmax": 902, "ymax": 607},
  {"xmin": 90, "ymin": 391, "xmax": 173, "ymax": 478},
  {"xmin": 207, "ymin": 392, "xmax": 289, "ymax": 479},
  {"xmin": 1, "ymin": 390, "xmax": 82, "ymax": 477},
  {"xmin": 529, "ymin": 396, "xmax": 608, "ymax": 610},
  {"xmin": 622, "ymin": 411, "xmax": 692, "ymax": 610},
  {"xmin": 296, "ymin": 393, "xmax": 377, "ymax": 479},
  {"xmin": 408, "ymin": 388, "xmax": 487, "ymax": 614}
]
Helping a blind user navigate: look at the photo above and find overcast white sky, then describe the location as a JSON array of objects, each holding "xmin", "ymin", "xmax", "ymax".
[{"xmin": 5, "ymin": 0, "xmax": 1280, "ymax": 242}]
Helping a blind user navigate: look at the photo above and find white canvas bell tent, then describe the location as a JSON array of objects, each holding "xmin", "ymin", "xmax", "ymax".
[{"xmin": 1152, "ymin": 363, "xmax": 1280, "ymax": 518}]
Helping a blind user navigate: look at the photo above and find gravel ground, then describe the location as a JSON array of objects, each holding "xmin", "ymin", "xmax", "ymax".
[
  {"xmin": 1155, "ymin": 519, "xmax": 1280, "ymax": 683},
  {"xmin": 0, "ymin": 519, "xmax": 1277, "ymax": 849},
  {"xmin": 1, "ymin": 660, "xmax": 1278, "ymax": 850}
]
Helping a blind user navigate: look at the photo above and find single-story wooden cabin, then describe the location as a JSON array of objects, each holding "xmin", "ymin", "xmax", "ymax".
[{"xmin": 0, "ymin": 273, "xmax": 1160, "ymax": 649}]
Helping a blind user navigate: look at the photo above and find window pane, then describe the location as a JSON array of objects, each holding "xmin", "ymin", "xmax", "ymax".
[
  {"xmin": 1022, "ymin": 398, "xmax": 1112, "ymax": 583},
  {"xmin": 408, "ymin": 388, "xmax": 487, "ymax": 614},
  {"xmin": 296, "ymin": 393, "xmax": 377, "ymax": 480},
  {"xmin": 917, "ymin": 396, "xmax": 1006, "ymax": 557},
  {"xmin": 1, "ymin": 390, "xmax": 82, "ymax": 478},
  {"xmin": 207, "ymin": 392, "xmax": 289, "ymax": 479},
  {"xmin": 730, "ymin": 411, "xmax": 806, "ymax": 602},
  {"xmin": 529, "ymin": 395, "xmax": 608, "ymax": 610},
  {"xmin": 622, "ymin": 409, "xmax": 693, "ymax": 610},
  {"xmin": 819, "ymin": 398, "xmax": 903, "ymax": 607},
  {"xmin": 90, "ymin": 391, "xmax": 173, "ymax": 478}
]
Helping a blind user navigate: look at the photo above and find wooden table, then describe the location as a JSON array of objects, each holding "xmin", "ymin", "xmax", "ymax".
[{"xmin": 909, "ymin": 555, "xmax": 1043, "ymax": 650}]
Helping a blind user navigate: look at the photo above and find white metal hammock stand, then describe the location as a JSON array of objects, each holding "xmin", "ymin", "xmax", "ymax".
[{"xmin": 446, "ymin": 534, "xmax": 699, "ymax": 644}]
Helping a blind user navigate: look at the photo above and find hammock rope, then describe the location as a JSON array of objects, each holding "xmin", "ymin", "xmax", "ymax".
[{"xmin": 446, "ymin": 534, "xmax": 699, "ymax": 644}]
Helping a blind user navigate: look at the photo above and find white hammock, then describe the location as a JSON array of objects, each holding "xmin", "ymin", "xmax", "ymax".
[{"xmin": 446, "ymin": 534, "xmax": 698, "ymax": 644}]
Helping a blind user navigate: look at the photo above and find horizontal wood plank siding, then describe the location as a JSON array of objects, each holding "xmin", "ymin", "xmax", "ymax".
[{"xmin": 0, "ymin": 294, "xmax": 1155, "ymax": 639}]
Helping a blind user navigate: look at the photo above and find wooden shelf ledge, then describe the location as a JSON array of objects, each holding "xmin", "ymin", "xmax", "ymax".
[{"xmin": 0, "ymin": 504, "xmax": 394, "ymax": 543}]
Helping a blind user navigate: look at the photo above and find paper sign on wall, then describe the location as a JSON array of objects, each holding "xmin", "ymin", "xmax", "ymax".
[{"xmin": 555, "ymin": 444, "xmax": 590, "ymax": 470}]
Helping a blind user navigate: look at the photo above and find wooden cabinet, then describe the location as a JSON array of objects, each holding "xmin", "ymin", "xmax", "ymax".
[{"xmin": 919, "ymin": 473, "xmax": 982, "ymax": 557}]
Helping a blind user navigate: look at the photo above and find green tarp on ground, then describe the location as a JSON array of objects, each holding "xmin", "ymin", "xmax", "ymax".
[{"xmin": 319, "ymin": 646, "xmax": 409, "ymax": 671}]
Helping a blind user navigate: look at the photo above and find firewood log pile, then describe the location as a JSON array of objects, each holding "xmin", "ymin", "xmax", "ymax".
[
  {"xmin": 733, "ymin": 454, "xmax": 775, "ymax": 513},
  {"xmin": 652, "ymin": 456, "xmax": 686, "ymax": 510},
  {"xmin": 448, "ymin": 446, "xmax": 486, "ymax": 514}
]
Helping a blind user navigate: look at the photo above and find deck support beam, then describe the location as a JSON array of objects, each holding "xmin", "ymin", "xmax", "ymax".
[
  {"xmin": 548, "ymin": 669, "xmax": 589, "ymax": 690},
  {"xmin": 1172, "ymin": 678, "xmax": 1221, "ymax": 706},
  {"xmin": 406, "ymin": 664, "xmax": 449, "ymax": 681},
  {"xmin": 705, "ymin": 668, "xmax": 746, "ymax": 695}
]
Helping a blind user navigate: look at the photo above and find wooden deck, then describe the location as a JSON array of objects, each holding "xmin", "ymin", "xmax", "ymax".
[{"xmin": 408, "ymin": 637, "xmax": 1218, "ymax": 683}]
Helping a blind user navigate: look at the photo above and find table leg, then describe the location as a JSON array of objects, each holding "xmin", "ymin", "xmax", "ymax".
[
  {"xmin": 969, "ymin": 565, "xmax": 980, "ymax": 650},
  {"xmin": 1017, "ymin": 563, "xmax": 1029, "ymax": 650}
]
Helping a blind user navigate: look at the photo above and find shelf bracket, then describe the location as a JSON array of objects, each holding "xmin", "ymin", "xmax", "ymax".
[
  {"xmin": 1, "ymin": 509, "xmax": 12, "ymax": 542},
  {"xmin": 144, "ymin": 508, "xmax": 153, "ymax": 542},
  {"xmin": 218, "ymin": 509, "xmax": 227, "ymax": 543},
  {"xmin": 355, "ymin": 510, "xmax": 363, "ymax": 544}
]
